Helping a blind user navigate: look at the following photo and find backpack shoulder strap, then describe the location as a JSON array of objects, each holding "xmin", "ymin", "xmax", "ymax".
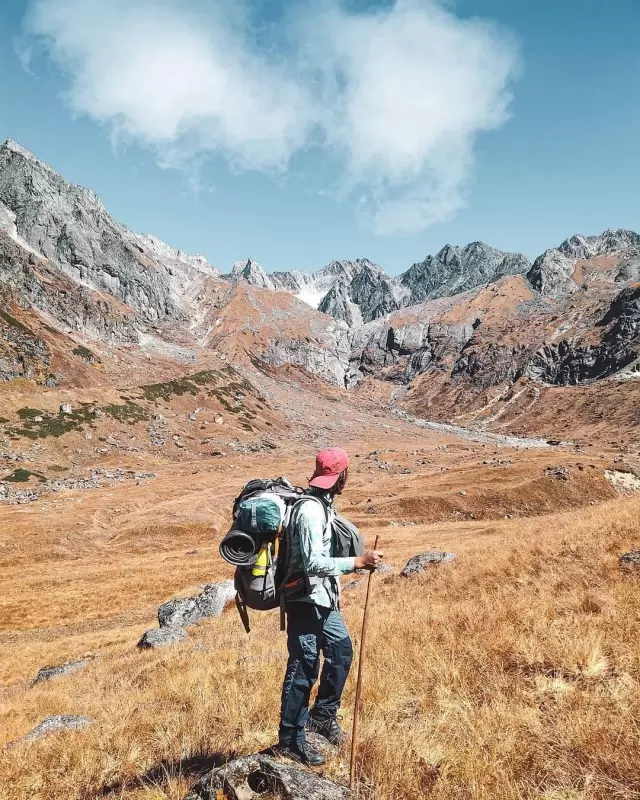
[{"xmin": 290, "ymin": 494, "xmax": 331, "ymax": 528}]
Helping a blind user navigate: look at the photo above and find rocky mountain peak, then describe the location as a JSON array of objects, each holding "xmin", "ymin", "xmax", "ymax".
[
  {"xmin": 528, "ymin": 228, "xmax": 640, "ymax": 297},
  {"xmin": 3, "ymin": 138, "xmax": 42, "ymax": 160},
  {"xmin": 435, "ymin": 244, "xmax": 460, "ymax": 267},
  {"xmin": 0, "ymin": 138, "xmax": 227, "ymax": 336},
  {"xmin": 558, "ymin": 229, "xmax": 640, "ymax": 260},
  {"xmin": 0, "ymin": 139, "xmax": 106, "ymax": 212},
  {"xmin": 229, "ymin": 258, "xmax": 274, "ymax": 290},
  {"xmin": 401, "ymin": 241, "xmax": 531, "ymax": 305}
]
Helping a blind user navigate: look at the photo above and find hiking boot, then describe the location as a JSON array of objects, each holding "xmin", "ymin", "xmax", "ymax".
[
  {"xmin": 307, "ymin": 714, "xmax": 346, "ymax": 746},
  {"xmin": 274, "ymin": 740, "xmax": 326, "ymax": 766}
]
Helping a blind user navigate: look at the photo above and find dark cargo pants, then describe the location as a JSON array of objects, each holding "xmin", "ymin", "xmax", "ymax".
[{"xmin": 279, "ymin": 602, "xmax": 353, "ymax": 747}]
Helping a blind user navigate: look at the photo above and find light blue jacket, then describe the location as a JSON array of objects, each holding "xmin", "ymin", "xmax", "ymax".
[{"xmin": 287, "ymin": 492, "xmax": 356, "ymax": 609}]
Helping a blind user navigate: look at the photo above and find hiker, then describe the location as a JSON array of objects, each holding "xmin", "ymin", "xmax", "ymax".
[{"xmin": 276, "ymin": 447, "xmax": 384, "ymax": 766}]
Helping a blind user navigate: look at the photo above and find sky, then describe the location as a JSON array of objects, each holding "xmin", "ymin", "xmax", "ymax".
[{"xmin": 0, "ymin": 0, "xmax": 638, "ymax": 275}]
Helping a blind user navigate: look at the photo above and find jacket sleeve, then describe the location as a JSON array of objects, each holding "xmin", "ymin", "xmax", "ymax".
[{"xmin": 297, "ymin": 500, "xmax": 356, "ymax": 577}]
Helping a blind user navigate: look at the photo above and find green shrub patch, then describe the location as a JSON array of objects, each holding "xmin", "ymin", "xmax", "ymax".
[{"xmin": 4, "ymin": 468, "xmax": 47, "ymax": 483}]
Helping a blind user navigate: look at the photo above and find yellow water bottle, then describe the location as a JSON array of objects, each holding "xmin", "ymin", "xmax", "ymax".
[{"xmin": 252, "ymin": 543, "xmax": 270, "ymax": 577}]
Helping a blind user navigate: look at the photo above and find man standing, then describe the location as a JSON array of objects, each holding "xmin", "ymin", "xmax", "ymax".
[{"xmin": 277, "ymin": 447, "xmax": 384, "ymax": 766}]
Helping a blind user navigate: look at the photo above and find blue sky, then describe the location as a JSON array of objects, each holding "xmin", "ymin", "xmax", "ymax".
[{"xmin": 0, "ymin": 0, "xmax": 638, "ymax": 275}]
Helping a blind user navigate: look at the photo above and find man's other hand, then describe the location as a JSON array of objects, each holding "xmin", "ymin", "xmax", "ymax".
[{"xmin": 355, "ymin": 550, "xmax": 384, "ymax": 571}]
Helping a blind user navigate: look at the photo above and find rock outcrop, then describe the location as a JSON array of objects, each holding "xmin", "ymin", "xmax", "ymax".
[
  {"xmin": 157, "ymin": 581, "xmax": 236, "ymax": 628},
  {"xmin": 317, "ymin": 260, "xmax": 409, "ymax": 325},
  {"xmin": 138, "ymin": 581, "xmax": 235, "ymax": 649},
  {"xmin": 32, "ymin": 656, "xmax": 95, "ymax": 685},
  {"xmin": 184, "ymin": 752, "xmax": 353, "ymax": 800},
  {"xmin": 6, "ymin": 715, "xmax": 93, "ymax": 747},
  {"xmin": 619, "ymin": 551, "xmax": 640, "ymax": 570},
  {"xmin": 0, "ymin": 280, "xmax": 51, "ymax": 383},
  {"xmin": 138, "ymin": 626, "xmax": 188, "ymax": 649},
  {"xmin": 401, "ymin": 551, "xmax": 457, "ymax": 577}
]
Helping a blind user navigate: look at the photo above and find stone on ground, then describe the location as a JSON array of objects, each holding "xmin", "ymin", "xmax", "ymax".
[
  {"xmin": 401, "ymin": 551, "xmax": 457, "ymax": 577},
  {"xmin": 183, "ymin": 752, "xmax": 352, "ymax": 800},
  {"xmin": 620, "ymin": 550, "xmax": 640, "ymax": 569},
  {"xmin": 7, "ymin": 715, "xmax": 93, "ymax": 746},
  {"xmin": 33, "ymin": 655, "xmax": 95, "ymax": 685},
  {"xmin": 157, "ymin": 580, "xmax": 236, "ymax": 628},
  {"xmin": 137, "ymin": 626, "xmax": 188, "ymax": 649}
]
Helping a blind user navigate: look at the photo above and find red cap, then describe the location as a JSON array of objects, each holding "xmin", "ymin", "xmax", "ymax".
[{"xmin": 309, "ymin": 447, "xmax": 350, "ymax": 490}]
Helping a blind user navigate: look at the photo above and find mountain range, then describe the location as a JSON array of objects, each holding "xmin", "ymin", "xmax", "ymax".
[
  {"xmin": 1, "ymin": 137, "xmax": 640, "ymax": 439},
  {"xmin": 227, "ymin": 243, "xmax": 533, "ymax": 327}
]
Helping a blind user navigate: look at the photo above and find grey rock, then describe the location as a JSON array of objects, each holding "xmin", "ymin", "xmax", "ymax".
[
  {"xmin": 401, "ymin": 551, "xmax": 457, "ymax": 577},
  {"xmin": 183, "ymin": 752, "xmax": 352, "ymax": 800},
  {"xmin": 137, "ymin": 626, "xmax": 188, "ymax": 649},
  {"xmin": 33, "ymin": 656, "xmax": 94, "ymax": 685},
  {"xmin": 401, "ymin": 242, "xmax": 530, "ymax": 305},
  {"xmin": 545, "ymin": 466, "xmax": 570, "ymax": 481},
  {"xmin": 158, "ymin": 580, "xmax": 235, "ymax": 629},
  {"xmin": 9, "ymin": 715, "xmax": 93, "ymax": 746},
  {"xmin": 620, "ymin": 551, "xmax": 640, "ymax": 570},
  {"xmin": 350, "ymin": 313, "xmax": 475, "ymax": 385}
]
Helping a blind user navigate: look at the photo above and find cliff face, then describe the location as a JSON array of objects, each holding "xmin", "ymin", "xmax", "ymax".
[{"xmin": 0, "ymin": 140, "xmax": 218, "ymax": 331}]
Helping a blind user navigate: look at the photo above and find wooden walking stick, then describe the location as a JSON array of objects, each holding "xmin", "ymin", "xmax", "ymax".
[{"xmin": 350, "ymin": 534, "xmax": 380, "ymax": 791}]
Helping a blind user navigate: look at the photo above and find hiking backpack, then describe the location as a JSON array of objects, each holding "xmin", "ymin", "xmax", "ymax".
[{"xmin": 219, "ymin": 476, "xmax": 364, "ymax": 632}]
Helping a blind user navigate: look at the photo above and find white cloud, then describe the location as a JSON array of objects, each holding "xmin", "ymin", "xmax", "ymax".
[{"xmin": 22, "ymin": 0, "xmax": 519, "ymax": 234}]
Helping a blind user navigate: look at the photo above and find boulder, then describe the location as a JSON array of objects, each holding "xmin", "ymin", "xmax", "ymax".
[
  {"xmin": 401, "ymin": 551, "xmax": 457, "ymax": 577},
  {"xmin": 183, "ymin": 752, "xmax": 352, "ymax": 800},
  {"xmin": 138, "ymin": 626, "xmax": 188, "ymax": 649},
  {"xmin": 620, "ymin": 551, "xmax": 640, "ymax": 570},
  {"xmin": 60, "ymin": 403, "xmax": 73, "ymax": 414},
  {"xmin": 545, "ymin": 466, "xmax": 570, "ymax": 481},
  {"xmin": 157, "ymin": 581, "xmax": 236, "ymax": 629},
  {"xmin": 32, "ymin": 655, "xmax": 95, "ymax": 685},
  {"xmin": 7, "ymin": 715, "xmax": 93, "ymax": 746}
]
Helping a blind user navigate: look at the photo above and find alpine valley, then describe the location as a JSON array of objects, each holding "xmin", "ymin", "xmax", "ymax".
[{"xmin": 3, "ymin": 140, "xmax": 640, "ymax": 800}]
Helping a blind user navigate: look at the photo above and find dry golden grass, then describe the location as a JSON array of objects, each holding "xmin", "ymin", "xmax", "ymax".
[{"xmin": 2, "ymin": 483, "xmax": 640, "ymax": 800}]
